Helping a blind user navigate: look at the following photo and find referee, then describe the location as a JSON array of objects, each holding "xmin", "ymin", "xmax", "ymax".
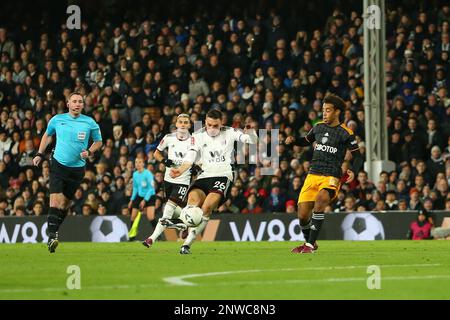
[{"xmin": 33, "ymin": 92, "xmax": 103, "ymax": 253}]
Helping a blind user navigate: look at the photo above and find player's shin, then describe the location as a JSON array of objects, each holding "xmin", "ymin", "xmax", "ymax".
[
  {"xmin": 183, "ymin": 215, "xmax": 210, "ymax": 247},
  {"xmin": 173, "ymin": 205, "xmax": 182, "ymax": 217},
  {"xmin": 307, "ymin": 212, "xmax": 325, "ymax": 246},
  {"xmin": 149, "ymin": 202, "xmax": 177, "ymax": 242},
  {"xmin": 47, "ymin": 207, "xmax": 65, "ymax": 239},
  {"xmin": 162, "ymin": 201, "xmax": 177, "ymax": 219},
  {"xmin": 300, "ymin": 219, "xmax": 311, "ymax": 242}
]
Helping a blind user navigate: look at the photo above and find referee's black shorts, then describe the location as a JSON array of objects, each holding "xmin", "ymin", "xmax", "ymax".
[
  {"xmin": 131, "ymin": 195, "xmax": 156, "ymax": 209},
  {"xmin": 49, "ymin": 158, "xmax": 85, "ymax": 200}
]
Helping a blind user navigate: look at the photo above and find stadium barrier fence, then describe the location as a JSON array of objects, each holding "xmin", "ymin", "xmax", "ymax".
[{"xmin": 1, "ymin": 211, "xmax": 449, "ymax": 243}]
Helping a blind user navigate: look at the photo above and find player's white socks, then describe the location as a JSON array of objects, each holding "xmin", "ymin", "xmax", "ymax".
[
  {"xmin": 184, "ymin": 215, "xmax": 210, "ymax": 247},
  {"xmin": 173, "ymin": 205, "xmax": 182, "ymax": 218},
  {"xmin": 150, "ymin": 202, "xmax": 177, "ymax": 242},
  {"xmin": 162, "ymin": 201, "xmax": 177, "ymax": 219}
]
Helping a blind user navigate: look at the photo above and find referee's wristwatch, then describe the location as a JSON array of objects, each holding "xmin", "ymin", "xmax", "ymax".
[
  {"xmin": 86, "ymin": 150, "xmax": 92, "ymax": 156},
  {"xmin": 36, "ymin": 152, "xmax": 46, "ymax": 159}
]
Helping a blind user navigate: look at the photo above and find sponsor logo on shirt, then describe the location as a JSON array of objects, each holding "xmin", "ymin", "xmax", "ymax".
[{"xmin": 315, "ymin": 143, "xmax": 338, "ymax": 154}]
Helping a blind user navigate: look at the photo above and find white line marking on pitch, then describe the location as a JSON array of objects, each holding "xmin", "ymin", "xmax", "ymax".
[
  {"xmin": 0, "ymin": 264, "xmax": 443, "ymax": 293},
  {"xmin": 162, "ymin": 263, "xmax": 442, "ymax": 286},
  {"xmin": 213, "ymin": 275, "xmax": 450, "ymax": 286}
]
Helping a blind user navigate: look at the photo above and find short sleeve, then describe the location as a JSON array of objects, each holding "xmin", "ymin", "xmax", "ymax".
[
  {"xmin": 46, "ymin": 117, "xmax": 56, "ymax": 136},
  {"xmin": 189, "ymin": 133, "xmax": 201, "ymax": 153},
  {"xmin": 346, "ymin": 133, "xmax": 359, "ymax": 151},
  {"xmin": 305, "ymin": 126, "xmax": 316, "ymax": 143},
  {"xmin": 91, "ymin": 121, "xmax": 102, "ymax": 142},
  {"xmin": 230, "ymin": 128, "xmax": 244, "ymax": 143},
  {"xmin": 157, "ymin": 135, "xmax": 169, "ymax": 152}
]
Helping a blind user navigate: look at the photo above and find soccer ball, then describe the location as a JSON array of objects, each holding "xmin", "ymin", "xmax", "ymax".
[
  {"xmin": 341, "ymin": 212, "xmax": 385, "ymax": 240},
  {"xmin": 180, "ymin": 206, "xmax": 203, "ymax": 227},
  {"xmin": 90, "ymin": 216, "xmax": 129, "ymax": 242}
]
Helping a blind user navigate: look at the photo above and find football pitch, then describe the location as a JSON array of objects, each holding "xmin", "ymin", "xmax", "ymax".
[{"xmin": 1, "ymin": 241, "xmax": 449, "ymax": 300}]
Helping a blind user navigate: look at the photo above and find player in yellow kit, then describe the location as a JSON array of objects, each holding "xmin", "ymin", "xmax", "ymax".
[{"xmin": 286, "ymin": 94, "xmax": 363, "ymax": 253}]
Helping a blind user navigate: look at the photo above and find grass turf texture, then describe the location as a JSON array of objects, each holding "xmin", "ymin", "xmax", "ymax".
[{"xmin": 1, "ymin": 241, "xmax": 449, "ymax": 299}]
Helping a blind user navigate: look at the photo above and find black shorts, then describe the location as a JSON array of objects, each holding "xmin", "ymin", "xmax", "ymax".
[
  {"xmin": 163, "ymin": 181, "xmax": 189, "ymax": 206},
  {"xmin": 49, "ymin": 158, "xmax": 85, "ymax": 200},
  {"xmin": 189, "ymin": 177, "xmax": 232, "ymax": 205},
  {"xmin": 131, "ymin": 195, "xmax": 156, "ymax": 209}
]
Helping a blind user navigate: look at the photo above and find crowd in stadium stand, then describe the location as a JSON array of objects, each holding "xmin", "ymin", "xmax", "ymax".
[{"xmin": 0, "ymin": 1, "xmax": 449, "ymax": 217}]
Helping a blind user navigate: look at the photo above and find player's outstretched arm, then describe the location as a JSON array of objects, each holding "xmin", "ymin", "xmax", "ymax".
[
  {"xmin": 285, "ymin": 136, "xmax": 312, "ymax": 147},
  {"xmin": 240, "ymin": 126, "xmax": 258, "ymax": 144},
  {"xmin": 33, "ymin": 132, "xmax": 53, "ymax": 166}
]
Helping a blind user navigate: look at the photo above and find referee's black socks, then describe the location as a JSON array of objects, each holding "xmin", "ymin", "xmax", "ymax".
[
  {"xmin": 307, "ymin": 211, "xmax": 325, "ymax": 245},
  {"xmin": 47, "ymin": 207, "xmax": 66, "ymax": 239}
]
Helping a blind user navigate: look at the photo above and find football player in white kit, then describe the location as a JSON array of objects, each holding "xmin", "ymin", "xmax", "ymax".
[
  {"xmin": 170, "ymin": 109, "xmax": 258, "ymax": 254},
  {"xmin": 142, "ymin": 114, "xmax": 193, "ymax": 248}
]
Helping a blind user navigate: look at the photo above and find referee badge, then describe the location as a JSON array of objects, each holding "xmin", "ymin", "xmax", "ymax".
[
  {"xmin": 77, "ymin": 132, "xmax": 86, "ymax": 140},
  {"xmin": 141, "ymin": 181, "xmax": 147, "ymax": 187}
]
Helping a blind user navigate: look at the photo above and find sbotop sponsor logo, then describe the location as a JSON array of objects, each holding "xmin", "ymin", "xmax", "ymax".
[{"xmin": 314, "ymin": 143, "xmax": 338, "ymax": 154}]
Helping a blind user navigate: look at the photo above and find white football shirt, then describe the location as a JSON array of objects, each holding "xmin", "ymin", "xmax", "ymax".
[
  {"xmin": 157, "ymin": 133, "xmax": 192, "ymax": 185},
  {"xmin": 187, "ymin": 126, "xmax": 258, "ymax": 180}
]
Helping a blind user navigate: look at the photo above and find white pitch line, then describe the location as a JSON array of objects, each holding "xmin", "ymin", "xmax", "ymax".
[
  {"xmin": 0, "ymin": 264, "xmax": 443, "ymax": 293},
  {"xmin": 3, "ymin": 274, "xmax": 450, "ymax": 294},
  {"xmin": 162, "ymin": 263, "xmax": 442, "ymax": 286},
  {"xmin": 163, "ymin": 270, "xmax": 265, "ymax": 286},
  {"xmin": 212, "ymin": 275, "xmax": 450, "ymax": 287}
]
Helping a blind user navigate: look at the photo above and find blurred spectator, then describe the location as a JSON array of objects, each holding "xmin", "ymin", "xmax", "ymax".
[
  {"xmin": 242, "ymin": 194, "xmax": 263, "ymax": 214},
  {"xmin": 263, "ymin": 185, "xmax": 286, "ymax": 212},
  {"xmin": 285, "ymin": 200, "xmax": 297, "ymax": 214},
  {"xmin": 32, "ymin": 201, "xmax": 44, "ymax": 216},
  {"xmin": 0, "ymin": 1, "xmax": 447, "ymax": 217},
  {"xmin": 398, "ymin": 199, "xmax": 408, "ymax": 211},
  {"xmin": 343, "ymin": 195, "xmax": 357, "ymax": 213},
  {"xmin": 352, "ymin": 171, "xmax": 376, "ymax": 202},
  {"xmin": 385, "ymin": 190, "xmax": 399, "ymax": 210},
  {"xmin": 82, "ymin": 204, "xmax": 93, "ymax": 216}
]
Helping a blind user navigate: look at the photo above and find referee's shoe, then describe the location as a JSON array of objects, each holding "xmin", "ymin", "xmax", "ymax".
[{"xmin": 48, "ymin": 233, "xmax": 59, "ymax": 253}]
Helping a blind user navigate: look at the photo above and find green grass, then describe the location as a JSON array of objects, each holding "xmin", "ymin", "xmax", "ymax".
[{"xmin": 1, "ymin": 241, "xmax": 449, "ymax": 300}]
